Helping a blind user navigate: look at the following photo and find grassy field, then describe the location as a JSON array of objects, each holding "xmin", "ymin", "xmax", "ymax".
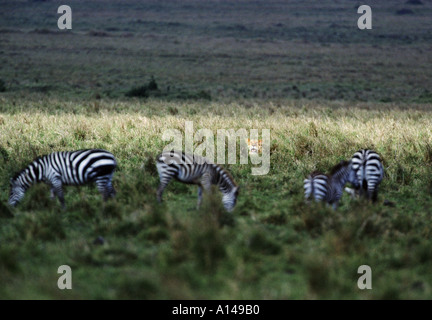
[
  {"xmin": 1, "ymin": 0, "xmax": 432, "ymax": 102},
  {"xmin": 1, "ymin": 0, "xmax": 432, "ymax": 300}
]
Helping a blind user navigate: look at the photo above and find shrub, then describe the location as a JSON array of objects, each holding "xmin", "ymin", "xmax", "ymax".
[
  {"xmin": 125, "ymin": 77, "xmax": 159, "ymax": 98},
  {"xmin": 125, "ymin": 85, "xmax": 149, "ymax": 98},
  {"xmin": 147, "ymin": 76, "xmax": 158, "ymax": 91}
]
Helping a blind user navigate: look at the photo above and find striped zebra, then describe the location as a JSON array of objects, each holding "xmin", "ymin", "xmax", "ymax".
[
  {"xmin": 9, "ymin": 149, "xmax": 117, "ymax": 208},
  {"xmin": 304, "ymin": 160, "xmax": 359, "ymax": 209},
  {"xmin": 156, "ymin": 151, "xmax": 239, "ymax": 212},
  {"xmin": 348, "ymin": 149, "xmax": 384, "ymax": 202}
]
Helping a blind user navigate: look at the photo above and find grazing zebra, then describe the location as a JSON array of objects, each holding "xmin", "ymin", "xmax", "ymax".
[
  {"xmin": 304, "ymin": 160, "xmax": 359, "ymax": 209},
  {"xmin": 156, "ymin": 151, "xmax": 239, "ymax": 212},
  {"xmin": 348, "ymin": 149, "xmax": 384, "ymax": 202},
  {"xmin": 9, "ymin": 149, "xmax": 117, "ymax": 208}
]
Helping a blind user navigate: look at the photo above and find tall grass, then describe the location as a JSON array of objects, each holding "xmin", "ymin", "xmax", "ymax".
[{"xmin": 1, "ymin": 97, "xmax": 432, "ymax": 299}]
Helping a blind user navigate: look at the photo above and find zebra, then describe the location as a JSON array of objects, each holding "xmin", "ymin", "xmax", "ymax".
[
  {"xmin": 304, "ymin": 160, "xmax": 359, "ymax": 209},
  {"xmin": 9, "ymin": 149, "xmax": 117, "ymax": 208},
  {"xmin": 156, "ymin": 151, "xmax": 239, "ymax": 212},
  {"xmin": 347, "ymin": 149, "xmax": 384, "ymax": 202}
]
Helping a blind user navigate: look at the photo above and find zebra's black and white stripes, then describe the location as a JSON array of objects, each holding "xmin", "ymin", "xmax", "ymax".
[
  {"xmin": 7, "ymin": 146, "xmax": 383, "ymax": 212},
  {"xmin": 304, "ymin": 160, "xmax": 359, "ymax": 209},
  {"xmin": 9, "ymin": 149, "xmax": 117, "ymax": 208},
  {"xmin": 304, "ymin": 172, "xmax": 329, "ymax": 202},
  {"xmin": 350, "ymin": 149, "xmax": 384, "ymax": 202},
  {"xmin": 156, "ymin": 151, "xmax": 239, "ymax": 212}
]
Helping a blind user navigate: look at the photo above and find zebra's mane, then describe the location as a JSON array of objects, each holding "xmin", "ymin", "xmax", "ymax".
[
  {"xmin": 11, "ymin": 156, "xmax": 43, "ymax": 181},
  {"xmin": 213, "ymin": 164, "xmax": 238, "ymax": 188},
  {"xmin": 309, "ymin": 171, "xmax": 327, "ymax": 178},
  {"xmin": 11, "ymin": 169, "xmax": 26, "ymax": 181},
  {"xmin": 329, "ymin": 160, "xmax": 350, "ymax": 176}
]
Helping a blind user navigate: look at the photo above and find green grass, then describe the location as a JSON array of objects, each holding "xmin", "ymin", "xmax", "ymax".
[
  {"xmin": 1, "ymin": 0, "xmax": 432, "ymax": 300},
  {"xmin": 1, "ymin": 98, "xmax": 432, "ymax": 299}
]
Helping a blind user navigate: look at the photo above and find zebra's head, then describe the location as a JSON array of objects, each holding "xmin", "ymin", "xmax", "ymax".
[
  {"xmin": 330, "ymin": 160, "xmax": 360, "ymax": 190},
  {"xmin": 347, "ymin": 162, "xmax": 360, "ymax": 190},
  {"xmin": 9, "ymin": 177, "xmax": 26, "ymax": 207},
  {"xmin": 222, "ymin": 186, "xmax": 239, "ymax": 212}
]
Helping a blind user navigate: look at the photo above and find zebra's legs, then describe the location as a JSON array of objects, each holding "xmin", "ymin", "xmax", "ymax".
[
  {"xmin": 360, "ymin": 180, "xmax": 367, "ymax": 198},
  {"xmin": 108, "ymin": 182, "xmax": 116, "ymax": 198},
  {"xmin": 157, "ymin": 176, "xmax": 174, "ymax": 203},
  {"xmin": 330, "ymin": 201, "xmax": 339, "ymax": 210},
  {"xmin": 50, "ymin": 178, "xmax": 65, "ymax": 209},
  {"xmin": 366, "ymin": 180, "xmax": 379, "ymax": 203},
  {"xmin": 197, "ymin": 186, "xmax": 203, "ymax": 209},
  {"xmin": 345, "ymin": 187, "xmax": 357, "ymax": 199},
  {"xmin": 95, "ymin": 176, "xmax": 115, "ymax": 201},
  {"xmin": 102, "ymin": 182, "xmax": 116, "ymax": 200},
  {"xmin": 196, "ymin": 174, "xmax": 212, "ymax": 208},
  {"xmin": 368, "ymin": 187, "xmax": 379, "ymax": 203},
  {"xmin": 157, "ymin": 184, "xmax": 166, "ymax": 203}
]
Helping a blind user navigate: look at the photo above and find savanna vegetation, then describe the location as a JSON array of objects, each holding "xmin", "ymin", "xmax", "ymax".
[{"xmin": 0, "ymin": 0, "xmax": 432, "ymax": 299}]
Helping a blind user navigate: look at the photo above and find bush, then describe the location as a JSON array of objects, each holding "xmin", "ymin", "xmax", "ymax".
[
  {"xmin": 125, "ymin": 77, "xmax": 159, "ymax": 98},
  {"xmin": 125, "ymin": 85, "xmax": 149, "ymax": 98},
  {"xmin": 147, "ymin": 76, "xmax": 158, "ymax": 91}
]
